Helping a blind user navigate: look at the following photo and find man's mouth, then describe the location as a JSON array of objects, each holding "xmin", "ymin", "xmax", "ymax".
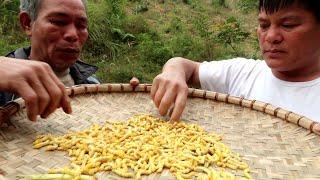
[
  {"xmin": 56, "ymin": 46, "xmax": 80, "ymax": 54},
  {"xmin": 263, "ymin": 49, "xmax": 286, "ymax": 54},
  {"xmin": 263, "ymin": 49, "xmax": 287, "ymax": 59},
  {"xmin": 63, "ymin": 48, "xmax": 80, "ymax": 54}
]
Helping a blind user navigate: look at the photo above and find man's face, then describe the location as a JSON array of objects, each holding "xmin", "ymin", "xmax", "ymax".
[
  {"xmin": 257, "ymin": 3, "xmax": 320, "ymax": 74},
  {"xmin": 28, "ymin": 0, "xmax": 88, "ymax": 72}
]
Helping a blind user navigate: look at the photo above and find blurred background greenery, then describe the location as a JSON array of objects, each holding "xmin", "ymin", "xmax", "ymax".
[{"xmin": 0, "ymin": 0, "xmax": 260, "ymax": 83}]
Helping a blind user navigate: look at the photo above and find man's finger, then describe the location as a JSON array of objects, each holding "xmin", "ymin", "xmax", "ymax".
[
  {"xmin": 29, "ymin": 78, "xmax": 50, "ymax": 116},
  {"xmin": 38, "ymin": 72, "xmax": 65, "ymax": 118},
  {"xmin": 158, "ymin": 89, "xmax": 177, "ymax": 116},
  {"xmin": 170, "ymin": 91, "xmax": 188, "ymax": 122},
  {"xmin": 47, "ymin": 68, "xmax": 72, "ymax": 114},
  {"xmin": 153, "ymin": 83, "xmax": 167, "ymax": 108},
  {"xmin": 16, "ymin": 82, "xmax": 39, "ymax": 121},
  {"xmin": 150, "ymin": 77, "xmax": 160, "ymax": 100},
  {"xmin": 61, "ymin": 91, "xmax": 72, "ymax": 114}
]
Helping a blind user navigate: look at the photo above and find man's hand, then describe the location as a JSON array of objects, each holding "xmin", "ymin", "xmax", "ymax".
[
  {"xmin": 151, "ymin": 57, "xmax": 200, "ymax": 121},
  {"xmin": 151, "ymin": 71, "xmax": 189, "ymax": 122},
  {"xmin": 0, "ymin": 57, "xmax": 72, "ymax": 121}
]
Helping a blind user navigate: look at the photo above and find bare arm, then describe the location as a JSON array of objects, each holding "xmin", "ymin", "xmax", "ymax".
[
  {"xmin": 0, "ymin": 56, "xmax": 72, "ymax": 121},
  {"xmin": 151, "ymin": 57, "xmax": 200, "ymax": 121}
]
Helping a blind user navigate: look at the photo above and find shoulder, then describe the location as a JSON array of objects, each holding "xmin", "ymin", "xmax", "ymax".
[
  {"xmin": 73, "ymin": 60, "xmax": 98, "ymax": 73},
  {"xmin": 201, "ymin": 57, "xmax": 262, "ymax": 66},
  {"xmin": 86, "ymin": 76, "xmax": 100, "ymax": 84},
  {"xmin": 70, "ymin": 60, "xmax": 100, "ymax": 84},
  {"xmin": 200, "ymin": 57, "xmax": 265, "ymax": 73},
  {"xmin": 5, "ymin": 47, "xmax": 31, "ymax": 59}
]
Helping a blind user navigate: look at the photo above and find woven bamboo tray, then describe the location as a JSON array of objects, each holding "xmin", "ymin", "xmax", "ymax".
[{"xmin": 0, "ymin": 83, "xmax": 320, "ymax": 180}]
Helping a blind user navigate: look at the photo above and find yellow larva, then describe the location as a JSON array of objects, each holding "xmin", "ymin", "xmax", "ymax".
[{"xmin": 33, "ymin": 114, "xmax": 251, "ymax": 180}]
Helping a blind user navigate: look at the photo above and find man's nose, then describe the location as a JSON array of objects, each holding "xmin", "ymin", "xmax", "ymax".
[
  {"xmin": 265, "ymin": 26, "xmax": 283, "ymax": 44},
  {"xmin": 64, "ymin": 24, "xmax": 78, "ymax": 43}
]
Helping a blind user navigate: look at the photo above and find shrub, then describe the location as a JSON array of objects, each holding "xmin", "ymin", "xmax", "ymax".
[
  {"xmin": 137, "ymin": 34, "xmax": 173, "ymax": 65},
  {"xmin": 211, "ymin": 0, "xmax": 227, "ymax": 8},
  {"xmin": 0, "ymin": 0, "xmax": 20, "ymax": 34},
  {"xmin": 134, "ymin": 1, "xmax": 149, "ymax": 14},
  {"xmin": 183, "ymin": 0, "xmax": 193, "ymax": 5},
  {"xmin": 237, "ymin": 0, "xmax": 258, "ymax": 13},
  {"xmin": 212, "ymin": 17, "xmax": 250, "ymax": 55}
]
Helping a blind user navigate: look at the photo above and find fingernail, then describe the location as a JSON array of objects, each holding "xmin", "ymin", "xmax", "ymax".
[
  {"xmin": 68, "ymin": 107, "xmax": 72, "ymax": 114},
  {"xmin": 32, "ymin": 116, "xmax": 37, "ymax": 122},
  {"xmin": 40, "ymin": 114, "xmax": 47, "ymax": 119},
  {"xmin": 65, "ymin": 106, "xmax": 72, "ymax": 114},
  {"xmin": 168, "ymin": 108, "xmax": 173, "ymax": 117}
]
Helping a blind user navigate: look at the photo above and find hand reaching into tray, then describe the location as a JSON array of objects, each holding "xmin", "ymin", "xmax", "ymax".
[
  {"xmin": 0, "ymin": 57, "xmax": 72, "ymax": 122},
  {"xmin": 151, "ymin": 57, "xmax": 200, "ymax": 121}
]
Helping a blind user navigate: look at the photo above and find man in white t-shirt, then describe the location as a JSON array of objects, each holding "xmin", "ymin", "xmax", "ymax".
[{"xmin": 151, "ymin": 0, "xmax": 320, "ymax": 130}]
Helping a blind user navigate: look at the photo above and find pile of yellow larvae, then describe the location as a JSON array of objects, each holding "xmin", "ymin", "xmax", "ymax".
[{"xmin": 33, "ymin": 114, "xmax": 252, "ymax": 180}]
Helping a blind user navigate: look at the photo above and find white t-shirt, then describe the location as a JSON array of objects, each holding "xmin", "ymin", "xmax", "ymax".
[{"xmin": 199, "ymin": 58, "xmax": 320, "ymax": 122}]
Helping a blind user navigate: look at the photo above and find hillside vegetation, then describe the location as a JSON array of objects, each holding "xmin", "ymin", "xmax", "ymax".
[{"xmin": 0, "ymin": 0, "xmax": 260, "ymax": 83}]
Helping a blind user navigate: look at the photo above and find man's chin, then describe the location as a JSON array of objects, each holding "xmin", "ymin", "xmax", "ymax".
[
  {"xmin": 265, "ymin": 62, "xmax": 292, "ymax": 72},
  {"xmin": 265, "ymin": 59, "xmax": 288, "ymax": 71},
  {"xmin": 61, "ymin": 53, "xmax": 79, "ymax": 61},
  {"xmin": 51, "ymin": 61, "xmax": 76, "ymax": 72}
]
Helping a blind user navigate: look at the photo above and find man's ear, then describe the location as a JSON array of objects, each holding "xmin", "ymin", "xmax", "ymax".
[
  {"xmin": 256, "ymin": 27, "xmax": 261, "ymax": 40},
  {"xmin": 19, "ymin": 11, "xmax": 32, "ymax": 37}
]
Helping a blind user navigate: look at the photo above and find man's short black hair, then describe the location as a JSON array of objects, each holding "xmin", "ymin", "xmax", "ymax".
[{"xmin": 259, "ymin": 0, "xmax": 320, "ymax": 22}]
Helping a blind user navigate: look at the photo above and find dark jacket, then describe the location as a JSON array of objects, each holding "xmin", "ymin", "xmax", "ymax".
[{"xmin": 0, "ymin": 47, "xmax": 99, "ymax": 106}]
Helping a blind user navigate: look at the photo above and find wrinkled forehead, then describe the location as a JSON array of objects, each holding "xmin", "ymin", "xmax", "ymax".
[
  {"xmin": 38, "ymin": 0, "xmax": 86, "ymax": 16},
  {"xmin": 40, "ymin": 0, "xmax": 86, "ymax": 12}
]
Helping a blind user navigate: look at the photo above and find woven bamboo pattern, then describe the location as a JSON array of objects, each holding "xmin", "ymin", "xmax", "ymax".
[{"xmin": 0, "ymin": 84, "xmax": 320, "ymax": 179}]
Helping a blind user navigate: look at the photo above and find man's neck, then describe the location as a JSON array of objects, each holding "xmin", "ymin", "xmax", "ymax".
[
  {"xmin": 54, "ymin": 68, "xmax": 70, "ymax": 78},
  {"xmin": 272, "ymin": 62, "xmax": 320, "ymax": 82},
  {"xmin": 54, "ymin": 68, "xmax": 75, "ymax": 87}
]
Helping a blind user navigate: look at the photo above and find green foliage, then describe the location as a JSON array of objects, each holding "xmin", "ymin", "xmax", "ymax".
[
  {"xmin": 182, "ymin": 0, "xmax": 192, "ymax": 5},
  {"xmin": 134, "ymin": 1, "xmax": 149, "ymax": 14},
  {"xmin": 0, "ymin": 0, "xmax": 29, "ymax": 55},
  {"xmin": 124, "ymin": 15, "xmax": 150, "ymax": 34},
  {"xmin": 105, "ymin": 0, "xmax": 126, "ymax": 21},
  {"xmin": 85, "ymin": 0, "xmax": 133, "ymax": 59},
  {"xmin": 212, "ymin": 17, "xmax": 250, "ymax": 55},
  {"xmin": 111, "ymin": 28, "xmax": 136, "ymax": 42},
  {"xmin": 1, "ymin": 0, "xmax": 259, "ymax": 83},
  {"xmin": 164, "ymin": 16, "xmax": 184, "ymax": 33},
  {"xmin": 84, "ymin": 1, "xmax": 119, "ymax": 58},
  {"xmin": 211, "ymin": 0, "xmax": 227, "ymax": 8},
  {"xmin": 237, "ymin": 0, "xmax": 258, "ymax": 13},
  {"xmin": 192, "ymin": 14, "xmax": 212, "ymax": 38},
  {"xmin": 0, "ymin": 0, "xmax": 20, "ymax": 34},
  {"xmin": 168, "ymin": 34, "xmax": 206, "ymax": 60},
  {"xmin": 137, "ymin": 34, "xmax": 173, "ymax": 65}
]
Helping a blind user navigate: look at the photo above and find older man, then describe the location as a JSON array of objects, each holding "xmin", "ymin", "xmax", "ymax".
[
  {"xmin": 0, "ymin": 0, "xmax": 99, "ymax": 122},
  {"xmin": 151, "ymin": 0, "xmax": 320, "ymax": 125}
]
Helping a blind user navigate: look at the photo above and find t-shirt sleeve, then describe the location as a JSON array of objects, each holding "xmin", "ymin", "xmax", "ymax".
[{"xmin": 199, "ymin": 58, "xmax": 259, "ymax": 94}]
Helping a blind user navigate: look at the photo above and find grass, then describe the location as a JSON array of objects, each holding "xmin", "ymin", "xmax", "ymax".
[{"xmin": 1, "ymin": 0, "xmax": 261, "ymax": 83}]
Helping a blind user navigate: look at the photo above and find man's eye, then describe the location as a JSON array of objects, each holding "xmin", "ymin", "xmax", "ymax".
[
  {"xmin": 259, "ymin": 24, "xmax": 269, "ymax": 30},
  {"xmin": 50, "ymin": 20, "xmax": 67, "ymax": 26},
  {"xmin": 282, "ymin": 24, "xmax": 298, "ymax": 29},
  {"xmin": 77, "ymin": 23, "xmax": 87, "ymax": 29}
]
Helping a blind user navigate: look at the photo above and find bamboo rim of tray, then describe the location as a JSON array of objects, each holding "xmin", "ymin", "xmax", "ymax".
[{"xmin": 0, "ymin": 83, "xmax": 319, "ymax": 136}]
